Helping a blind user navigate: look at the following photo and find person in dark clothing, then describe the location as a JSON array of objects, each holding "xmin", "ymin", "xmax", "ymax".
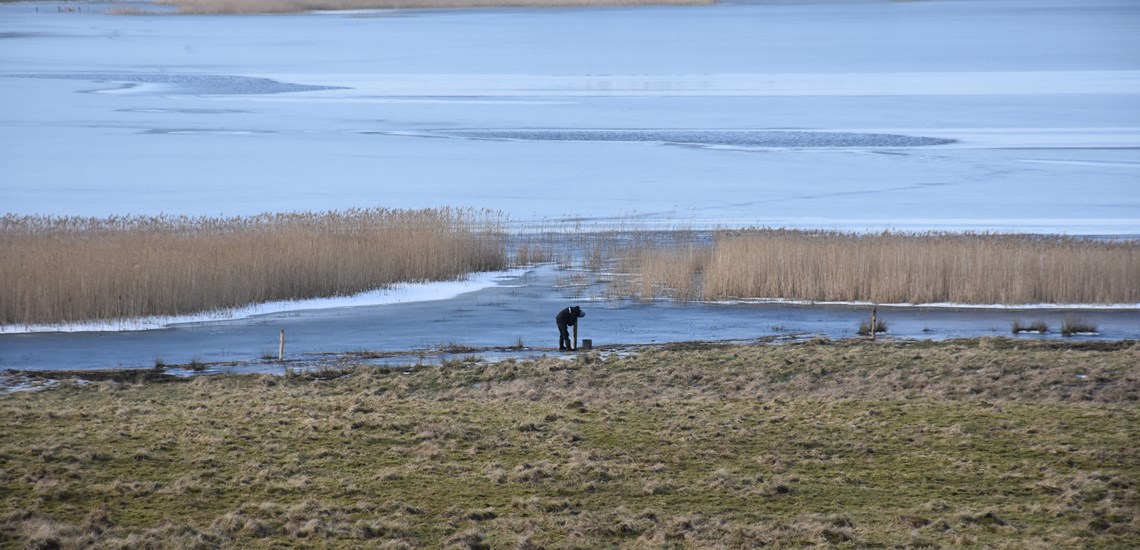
[{"xmin": 555, "ymin": 305, "xmax": 585, "ymax": 351}]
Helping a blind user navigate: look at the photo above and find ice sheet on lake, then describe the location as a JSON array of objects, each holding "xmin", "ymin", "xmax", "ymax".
[{"xmin": 2, "ymin": 0, "xmax": 1137, "ymax": 233}]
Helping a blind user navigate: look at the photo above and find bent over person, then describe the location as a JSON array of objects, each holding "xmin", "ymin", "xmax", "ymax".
[{"xmin": 555, "ymin": 305, "xmax": 585, "ymax": 351}]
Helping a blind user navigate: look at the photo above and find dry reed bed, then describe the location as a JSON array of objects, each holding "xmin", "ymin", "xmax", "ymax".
[
  {"xmin": 616, "ymin": 230, "xmax": 1140, "ymax": 305},
  {"xmin": 7, "ymin": 219, "xmax": 1138, "ymax": 326},
  {"xmin": 149, "ymin": 0, "xmax": 713, "ymax": 15},
  {"xmin": 1, "ymin": 339, "xmax": 1136, "ymax": 547},
  {"xmin": 1, "ymin": 208, "xmax": 506, "ymax": 326}
]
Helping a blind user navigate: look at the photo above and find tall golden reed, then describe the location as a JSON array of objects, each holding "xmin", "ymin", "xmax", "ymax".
[
  {"xmin": 1, "ymin": 208, "xmax": 505, "ymax": 325},
  {"xmin": 151, "ymin": 0, "xmax": 712, "ymax": 15},
  {"xmin": 620, "ymin": 229, "xmax": 1140, "ymax": 305},
  {"xmin": 611, "ymin": 244, "xmax": 709, "ymax": 301}
]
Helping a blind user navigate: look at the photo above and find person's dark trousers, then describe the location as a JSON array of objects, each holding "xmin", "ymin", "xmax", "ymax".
[{"xmin": 558, "ymin": 322, "xmax": 572, "ymax": 351}]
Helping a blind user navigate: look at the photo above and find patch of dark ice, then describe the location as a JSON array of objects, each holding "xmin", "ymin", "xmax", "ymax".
[{"xmin": 433, "ymin": 129, "xmax": 955, "ymax": 148}]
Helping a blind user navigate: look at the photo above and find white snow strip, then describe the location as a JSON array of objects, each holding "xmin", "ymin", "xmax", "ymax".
[
  {"xmin": 1, "ymin": 268, "xmax": 529, "ymax": 335},
  {"xmin": 1016, "ymin": 159, "xmax": 1140, "ymax": 169},
  {"xmin": 709, "ymin": 298, "xmax": 1140, "ymax": 310}
]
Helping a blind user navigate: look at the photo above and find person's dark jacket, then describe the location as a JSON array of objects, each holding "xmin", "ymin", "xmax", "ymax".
[{"xmin": 556, "ymin": 305, "xmax": 584, "ymax": 327}]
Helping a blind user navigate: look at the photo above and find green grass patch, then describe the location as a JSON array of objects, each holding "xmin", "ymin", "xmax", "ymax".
[{"xmin": 2, "ymin": 339, "xmax": 1137, "ymax": 547}]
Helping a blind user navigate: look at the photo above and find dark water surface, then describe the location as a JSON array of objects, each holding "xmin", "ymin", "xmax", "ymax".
[{"xmin": 433, "ymin": 129, "xmax": 955, "ymax": 148}]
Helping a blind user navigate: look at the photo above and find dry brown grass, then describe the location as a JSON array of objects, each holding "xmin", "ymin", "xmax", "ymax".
[
  {"xmin": 618, "ymin": 229, "xmax": 1140, "ymax": 305},
  {"xmin": 149, "ymin": 0, "xmax": 713, "ymax": 15},
  {"xmin": 1, "ymin": 339, "xmax": 1137, "ymax": 548},
  {"xmin": 1, "ymin": 208, "xmax": 505, "ymax": 325}
]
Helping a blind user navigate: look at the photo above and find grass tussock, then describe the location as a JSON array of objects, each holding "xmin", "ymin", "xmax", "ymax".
[
  {"xmin": 1, "ymin": 208, "xmax": 505, "ymax": 325},
  {"xmin": 1, "ymin": 339, "xmax": 1137, "ymax": 547},
  {"xmin": 1062, "ymin": 316, "xmax": 1099, "ymax": 336},
  {"xmin": 618, "ymin": 229, "xmax": 1140, "ymax": 305},
  {"xmin": 857, "ymin": 317, "xmax": 888, "ymax": 336},
  {"xmin": 1012, "ymin": 319, "xmax": 1050, "ymax": 334},
  {"xmin": 148, "ymin": 0, "xmax": 713, "ymax": 15}
]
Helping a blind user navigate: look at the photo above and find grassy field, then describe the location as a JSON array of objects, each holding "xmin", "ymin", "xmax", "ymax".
[
  {"xmin": 1, "ymin": 208, "xmax": 505, "ymax": 326},
  {"xmin": 2, "ymin": 338, "xmax": 1137, "ymax": 548},
  {"xmin": 142, "ymin": 0, "xmax": 713, "ymax": 15}
]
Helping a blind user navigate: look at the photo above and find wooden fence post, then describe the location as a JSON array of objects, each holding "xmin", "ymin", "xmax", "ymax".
[
  {"xmin": 279, "ymin": 330, "xmax": 285, "ymax": 360},
  {"xmin": 871, "ymin": 307, "xmax": 877, "ymax": 341},
  {"xmin": 573, "ymin": 323, "xmax": 578, "ymax": 351}
]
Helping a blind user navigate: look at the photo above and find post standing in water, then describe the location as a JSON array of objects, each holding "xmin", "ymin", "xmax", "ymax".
[{"xmin": 555, "ymin": 305, "xmax": 585, "ymax": 351}]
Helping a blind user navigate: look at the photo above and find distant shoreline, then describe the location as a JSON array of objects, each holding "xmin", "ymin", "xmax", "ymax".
[{"xmin": 123, "ymin": 0, "xmax": 715, "ymax": 15}]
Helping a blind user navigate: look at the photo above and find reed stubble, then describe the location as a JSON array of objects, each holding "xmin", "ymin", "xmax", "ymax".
[{"xmin": 1, "ymin": 208, "xmax": 505, "ymax": 326}]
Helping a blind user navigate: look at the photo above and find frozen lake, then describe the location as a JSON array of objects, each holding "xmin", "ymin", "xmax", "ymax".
[
  {"xmin": 2, "ymin": 0, "xmax": 1138, "ymax": 232},
  {"xmin": 2, "ymin": 0, "xmax": 1139, "ymax": 370}
]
